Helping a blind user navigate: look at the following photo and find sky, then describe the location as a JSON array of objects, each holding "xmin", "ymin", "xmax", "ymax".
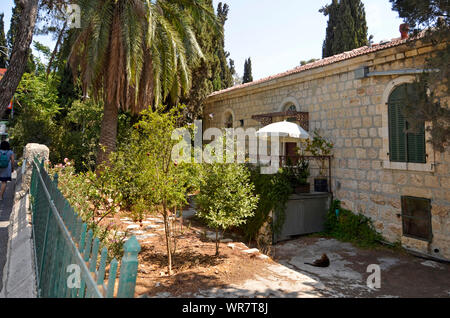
[
  {"xmin": 0, "ymin": 0, "xmax": 404, "ymax": 80},
  {"xmin": 212, "ymin": 0, "xmax": 405, "ymax": 80}
]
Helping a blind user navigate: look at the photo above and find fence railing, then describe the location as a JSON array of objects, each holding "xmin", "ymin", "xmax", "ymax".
[{"xmin": 29, "ymin": 157, "xmax": 140, "ymax": 298}]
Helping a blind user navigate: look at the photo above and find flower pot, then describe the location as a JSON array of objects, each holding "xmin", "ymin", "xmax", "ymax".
[
  {"xmin": 314, "ymin": 178, "xmax": 328, "ymax": 192},
  {"xmin": 295, "ymin": 183, "xmax": 310, "ymax": 194}
]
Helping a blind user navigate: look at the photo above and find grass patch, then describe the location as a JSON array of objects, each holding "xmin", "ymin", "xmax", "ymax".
[{"xmin": 323, "ymin": 200, "xmax": 385, "ymax": 248}]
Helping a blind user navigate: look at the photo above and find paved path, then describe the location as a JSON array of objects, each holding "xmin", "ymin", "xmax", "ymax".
[{"xmin": 0, "ymin": 176, "xmax": 16, "ymax": 293}]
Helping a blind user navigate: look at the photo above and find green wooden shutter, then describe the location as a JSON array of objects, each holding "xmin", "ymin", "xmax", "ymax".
[
  {"xmin": 389, "ymin": 86, "xmax": 407, "ymax": 162},
  {"xmin": 388, "ymin": 84, "xmax": 426, "ymax": 163},
  {"xmin": 407, "ymin": 125, "xmax": 426, "ymax": 163}
]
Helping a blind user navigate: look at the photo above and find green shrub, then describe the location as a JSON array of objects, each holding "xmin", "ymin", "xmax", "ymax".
[
  {"xmin": 240, "ymin": 166, "xmax": 292, "ymax": 243},
  {"xmin": 196, "ymin": 162, "xmax": 259, "ymax": 256},
  {"xmin": 49, "ymin": 161, "xmax": 123, "ymax": 260},
  {"xmin": 324, "ymin": 200, "xmax": 384, "ymax": 247},
  {"xmin": 54, "ymin": 99, "xmax": 103, "ymax": 172},
  {"xmin": 9, "ymin": 73, "xmax": 62, "ymax": 159}
]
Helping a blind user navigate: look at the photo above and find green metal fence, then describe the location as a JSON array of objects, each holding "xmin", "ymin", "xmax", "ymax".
[{"xmin": 29, "ymin": 157, "xmax": 141, "ymax": 298}]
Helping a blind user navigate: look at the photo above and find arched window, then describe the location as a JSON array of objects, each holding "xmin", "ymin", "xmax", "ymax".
[
  {"xmin": 284, "ymin": 104, "xmax": 297, "ymax": 112},
  {"xmin": 388, "ymin": 84, "xmax": 426, "ymax": 163},
  {"xmin": 284, "ymin": 104, "xmax": 297, "ymax": 122}
]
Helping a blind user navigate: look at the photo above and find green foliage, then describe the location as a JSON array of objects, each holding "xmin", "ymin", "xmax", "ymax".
[
  {"xmin": 9, "ymin": 73, "xmax": 61, "ymax": 159},
  {"xmin": 282, "ymin": 157, "xmax": 310, "ymax": 186},
  {"xmin": 196, "ymin": 162, "xmax": 259, "ymax": 255},
  {"xmin": 106, "ymin": 106, "xmax": 195, "ymax": 272},
  {"xmin": 324, "ymin": 200, "xmax": 384, "ymax": 248},
  {"xmin": 303, "ymin": 130, "xmax": 334, "ymax": 176},
  {"xmin": 320, "ymin": 0, "xmax": 368, "ymax": 58},
  {"xmin": 390, "ymin": 0, "xmax": 448, "ymax": 29},
  {"xmin": 304, "ymin": 130, "xmax": 334, "ymax": 156},
  {"xmin": 50, "ymin": 161, "xmax": 124, "ymax": 260},
  {"xmin": 33, "ymin": 41, "xmax": 51, "ymax": 74},
  {"xmin": 55, "ymin": 99, "xmax": 103, "ymax": 172},
  {"xmin": 300, "ymin": 58, "xmax": 319, "ymax": 66},
  {"xmin": 109, "ymin": 107, "xmax": 191, "ymax": 212},
  {"xmin": 240, "ymin": 166, "xmax": 292, "ymax": 242},
  {"xmin": 0, "ymin": 13, "xmax": 7, "ymax": 68},
  {"xmin": 243, "ymin": 57, "xmax": 253, "ymax": 84},
  {"xmin": 179, "ymin": 0, "xmax": 234, "ymax": 119}
]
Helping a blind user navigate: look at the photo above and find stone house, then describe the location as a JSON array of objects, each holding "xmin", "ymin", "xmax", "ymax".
[{"xmin": 203, "ymin": 34, "xmax": 450, "ymax": 260}]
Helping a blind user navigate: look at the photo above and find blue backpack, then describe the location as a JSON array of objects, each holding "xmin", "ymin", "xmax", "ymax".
[{"xmin": 0, "ymin": 151, "xmax": 9, "ymax": 169}]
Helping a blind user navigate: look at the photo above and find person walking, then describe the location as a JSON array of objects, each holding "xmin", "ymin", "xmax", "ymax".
[{"xmin": 0, "ymin": 141, "xmax": 14, "ymax": 201}]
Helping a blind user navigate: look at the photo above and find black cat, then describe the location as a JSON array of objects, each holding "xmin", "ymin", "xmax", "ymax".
[{"xmin": 305, "ymin": 253, "xmax": 330, "ymax": 268}]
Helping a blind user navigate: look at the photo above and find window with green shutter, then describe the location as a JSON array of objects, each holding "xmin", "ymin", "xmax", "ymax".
[{"xmin": 388, "ymin": 84, "xmax": 426, "ymax": 164}]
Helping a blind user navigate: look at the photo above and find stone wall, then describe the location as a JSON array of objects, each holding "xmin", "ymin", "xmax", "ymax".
[
  {"xmin": 203, "ymin": 40, "xmax": 450, "ymax": 260},
  {"xmin": 16, "ymin": 143, "xmax": 49, "ymax": 199}
]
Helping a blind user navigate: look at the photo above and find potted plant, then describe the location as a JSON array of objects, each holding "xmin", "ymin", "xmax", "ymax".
[
  {"xmin": 282, "ymin": 157, "xmax": 310, "ymax": 194},
  {"xmin": 305, "ymin": 130, "xmax": 333, "ymax": 192},
  {"xmin": 294, "ymin": 158, "xmax": 310, "ymax": 194}
]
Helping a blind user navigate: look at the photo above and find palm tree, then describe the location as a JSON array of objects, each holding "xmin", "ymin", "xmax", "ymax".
[{"xmin": 69, "ymin": 0, "xmax": 217, "ymax": 165}]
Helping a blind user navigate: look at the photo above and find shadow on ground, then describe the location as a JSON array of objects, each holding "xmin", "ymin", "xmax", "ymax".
[{"xmin": 271, "ymin": 236, "xmax": 450, "ymax": 298}]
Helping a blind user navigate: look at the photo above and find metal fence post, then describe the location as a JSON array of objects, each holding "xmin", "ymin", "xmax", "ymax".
[{"xmin": 117, "ymin": 236, "xmax": 141, "ymax": 298}]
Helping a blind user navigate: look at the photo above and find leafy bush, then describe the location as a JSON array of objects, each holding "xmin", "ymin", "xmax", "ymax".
[
  {"xmin": 9, "ymin": 73, "xmax": 62, "ymax": 159},
  {"xmin": 324, "ymin": 200, "xmax": 384, "ymax": 248},
  {"xmin": 49, "ymin": 160, "xmax": 124, "ymax": 260},
  {"xmin": 54, "ymin": 99, "xmax": 103, "ymax": 172},
  {"xmin": 240, "ymin": 166, "xmax": 292, "ymax": 243},
  {"xmin": 196, "ymin": 162, "xmax": 259, "ymax": 256},
  {"xmin": 281, "ymin": 158, "xmax": 310, "ymax": 188}
]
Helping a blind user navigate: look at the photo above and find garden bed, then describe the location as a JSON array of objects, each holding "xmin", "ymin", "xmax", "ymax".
[{"xmin": 99, "ymin": 211, "xmax": 273, "ymax": 297}]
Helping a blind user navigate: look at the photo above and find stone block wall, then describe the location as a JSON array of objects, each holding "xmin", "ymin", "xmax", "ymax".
[{"xmin": 204, "ymin": 40, "xmax": 450, "ymax": 260}]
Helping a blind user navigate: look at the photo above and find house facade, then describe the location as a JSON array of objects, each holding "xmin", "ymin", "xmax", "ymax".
[{"xmin": 203, "ymin": 36, "xmax": 450, "ymax": 260}]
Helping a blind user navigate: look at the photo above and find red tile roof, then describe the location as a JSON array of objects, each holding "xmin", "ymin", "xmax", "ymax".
[{"xmin": 209, "ymin": 36, "xmax": 421, "ymax": 98}]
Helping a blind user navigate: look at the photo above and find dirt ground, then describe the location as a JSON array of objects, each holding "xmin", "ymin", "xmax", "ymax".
[{"xmin": 104, "ymin": 208, "xmax": 450, "ymax": 298}]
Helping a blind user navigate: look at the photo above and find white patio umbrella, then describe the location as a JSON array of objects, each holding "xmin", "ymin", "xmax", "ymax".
[{"xmin": 256, "ymin": 120, "xmax": 310, "ymax": 141}]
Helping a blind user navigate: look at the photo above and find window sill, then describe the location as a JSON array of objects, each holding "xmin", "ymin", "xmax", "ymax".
[{"xmin": 382, "ymin": 160, "xmax": 435, "ymax": 172}]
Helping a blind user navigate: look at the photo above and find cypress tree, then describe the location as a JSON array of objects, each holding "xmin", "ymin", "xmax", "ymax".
[
  {"xmin": 321, "ymin": 0, "xmax": 368, "ymax": 58},
  {"xmin": 6, "ymin": 3, "xmax": 20, "ymax": 53},
  {"xmin": 243, "ymin": 58, "xmax": 253, "ymax": 84},
  {"xmin": 179, "ymin": 0, "xmax": 234, "ymax": 120},
  {"xmin": 0, "ymin": 14, "xmax": 7, "ymax": 68}
]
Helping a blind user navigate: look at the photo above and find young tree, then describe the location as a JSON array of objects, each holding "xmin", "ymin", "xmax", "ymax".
[
  {"xmin": 390, "ymin": 0, "xmax": 449, "ymax": 151},
  {"xmin": 108, "ymin": 107, "xmax": 192, "ymax": 275},
  {"xmin": 196, "ymin": 161, "xmax": 259, "ymax": 256},
  {"xmin": 320, "ymin": 0, "xmax": 368, "ymax": 58},
  {"xmin": 243, "ymin": 57, "xmax": 253, "ymax": 84}
]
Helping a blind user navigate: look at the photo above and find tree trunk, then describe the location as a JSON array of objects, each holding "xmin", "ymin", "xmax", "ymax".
[
  {"xmin": 0, "ymin": 0, "xmax": 39, "ymax": 117},
  {"xmin": 215, "ymin": 229, "xmax": 219, "ymax": 256},
  {"xmin": 163, "ymin": 203, "xmax": 173, "ymax": 275},
  {"xmin": 96, "ymin": 99, "xmax": 119, "ymax": 167}
]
